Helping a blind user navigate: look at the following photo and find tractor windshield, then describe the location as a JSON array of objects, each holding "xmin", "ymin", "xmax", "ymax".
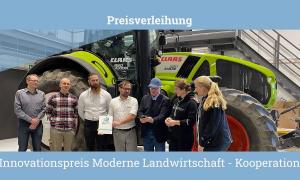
[
  {"xmin": 81, "ymin": 30, "xmax": 158, "ymax": 81},
  {"xmin": 81, "ymin": 31, "xmax": 136, "ymax": 80}
]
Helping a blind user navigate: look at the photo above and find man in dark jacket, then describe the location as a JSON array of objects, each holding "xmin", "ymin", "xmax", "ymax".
[{"xmin": 138, "ymin": 78, "xmax": 170, "ymax": 151}]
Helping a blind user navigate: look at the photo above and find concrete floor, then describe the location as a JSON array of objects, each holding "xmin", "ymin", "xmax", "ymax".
[
  {"xmin": 0, "ymin": 138, "xmax": 299, "ymax": 152},
  {"xmin": 0, "ymin": 138, "xmax": 18, "ymax": 151}
]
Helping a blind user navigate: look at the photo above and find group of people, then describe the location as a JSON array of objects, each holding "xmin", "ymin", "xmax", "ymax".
[
  {"xmin": 14, "ymin": 73, "xmax": 232, "ymax": 152},
  {"xmin": 138, "ymin": 77, "xmax": 232, "ymax": 152}
]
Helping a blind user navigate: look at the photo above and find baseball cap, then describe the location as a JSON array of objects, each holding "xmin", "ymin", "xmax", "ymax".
[{"xmin": 148, "ymin": 78, "xmax": 162, "ymax": 88}]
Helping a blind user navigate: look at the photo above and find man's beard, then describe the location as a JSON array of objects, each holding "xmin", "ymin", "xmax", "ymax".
[{"xmin": 90, "ymin": 83, "xmax": 100, "ymax": 90}]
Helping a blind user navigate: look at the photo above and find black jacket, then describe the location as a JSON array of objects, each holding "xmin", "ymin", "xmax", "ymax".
[
  {"xmin": 137, "ymin": 94, "xmax": 170, "ymax": 143},
  {"xmin": 198, "ymin": 97, "xmax": 233, "ymax": 148},
  {"xmin": 169, "ymin": 92, "xmax": 197, "ymax": 140}
]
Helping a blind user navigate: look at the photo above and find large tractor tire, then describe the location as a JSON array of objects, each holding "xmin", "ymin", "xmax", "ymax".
[
  {"xmin": 37, "ymin": 69, "xmax": 89, "ymax": 151},
  {"xmin": 221, "ymin": 88, "xmax": 278, "ymax": 151}
]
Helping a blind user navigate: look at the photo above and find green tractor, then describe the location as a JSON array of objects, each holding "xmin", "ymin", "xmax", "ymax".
[
  {"xmin": 19, "ymin": 30, "xmax": 278, "ymax": 151},
  {"xmin": 157, "ymin": 52, "xmax": 277, "ymax": 151}
]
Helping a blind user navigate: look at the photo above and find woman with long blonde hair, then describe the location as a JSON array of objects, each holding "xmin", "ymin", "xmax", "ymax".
[{"xmin": 194, "ymin": 76, "xmax": 232, "ymax": 151}]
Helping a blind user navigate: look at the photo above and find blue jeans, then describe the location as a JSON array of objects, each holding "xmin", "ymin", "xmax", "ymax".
[
  {"xmin": 18, "ymin": 119, "xmax": 43, "ymax": 151},
  {"xmin": 143, "ymin": 130, "xmax": 165, "ymax": 151}
]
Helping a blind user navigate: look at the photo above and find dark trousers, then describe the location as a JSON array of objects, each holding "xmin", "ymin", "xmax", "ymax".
[
  {"xmin": 203, "ymin": 143, "xmax": 231, "ymax": 151},
  {"xmin": 18, "ymin": 119, "xmax": 43, "ymax": 151},
  {"xmin": 168, "ymin": 134, "xmax": 194, "ymax": 151},
  {"xmin": 84, "ymin": 120, "xmax": 113, "ymax": 151}
]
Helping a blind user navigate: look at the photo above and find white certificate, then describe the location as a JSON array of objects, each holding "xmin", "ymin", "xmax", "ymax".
[{"xmin": 98, "ymin": 115, "xmax": 113, "ymax": 134}]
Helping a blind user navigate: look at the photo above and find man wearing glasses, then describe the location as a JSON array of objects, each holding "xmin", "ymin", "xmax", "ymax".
[
  {"xmin": 14, "ymin": 74, "xmax": 46, "ymax": 151},
  {"xmin": 109, "ymin": 80, "xmax": 138, "ymax": 151}
]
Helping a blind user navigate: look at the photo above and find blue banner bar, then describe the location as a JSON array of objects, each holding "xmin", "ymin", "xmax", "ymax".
[
  {"xmin": 0, "ymin": 0, "xmax": 299, "ymax": 28},
  {"xmin": 0, "ymin": 152, "xmax": 300, "ymax": 180}
]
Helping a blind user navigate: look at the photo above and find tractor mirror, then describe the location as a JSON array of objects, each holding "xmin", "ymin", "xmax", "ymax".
[
  {"xmin": 210, "ymin": 76, "xmax": 222, "ymax": 83},
  {"xmin": 159, "ymin": 33, "xmax": 166, "ymax": 46}
]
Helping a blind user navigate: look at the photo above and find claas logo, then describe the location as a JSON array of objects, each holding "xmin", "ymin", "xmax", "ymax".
[{"xmin": 161, "ymin": 56, "xmax": 183, "ymax": 62}]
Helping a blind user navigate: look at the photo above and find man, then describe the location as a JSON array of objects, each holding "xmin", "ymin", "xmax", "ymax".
[
  {"xmin": 109, "ymin": 80, "xmax": 138, "ymax": 151},
  {"xmin": 14, "ymin": 74, "xmax": 46, "ymax": 151},
  {"xmin": 78, "ymin": 73, "xmax": 112, "ymax": 151},
  {"xmin": 138, "ymin": 78, "xmax": 170, "ymax": 151},
  {"xmin": 46, "ymin": 78, "xmax": 78, "ymax": 151}
]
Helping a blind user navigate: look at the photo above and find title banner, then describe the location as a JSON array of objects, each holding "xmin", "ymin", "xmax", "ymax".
[{"xmin": 0, "ymin": 0, "xmax": 299, "ymax": 28}]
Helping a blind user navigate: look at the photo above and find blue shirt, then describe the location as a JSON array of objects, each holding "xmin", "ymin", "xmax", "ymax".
[{"xmin": 14, "ymin": 88, "xmax": 46, "ymax": 123}]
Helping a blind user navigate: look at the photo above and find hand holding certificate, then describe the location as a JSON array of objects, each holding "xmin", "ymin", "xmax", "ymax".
[{"xmin": 98, "ymin": 115, "xmax": 113, "ymax": 134}]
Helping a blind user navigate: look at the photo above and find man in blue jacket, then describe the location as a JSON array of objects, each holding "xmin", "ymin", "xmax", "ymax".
[{"xmin": 138, "ymin": 78, "xmax": 170, "ymax": 151}]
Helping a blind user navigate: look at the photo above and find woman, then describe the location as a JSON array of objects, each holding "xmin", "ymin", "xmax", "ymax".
[
  {"xmin": 165, "ymin": 80, "xmax": 197, "ymax": 151},
  {"xmin": 194, "ymin": 76, "xmax": 232, "ymax": 151}
]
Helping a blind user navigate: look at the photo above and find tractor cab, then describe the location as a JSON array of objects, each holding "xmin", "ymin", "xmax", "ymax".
[{"xmin": 156, "ymin": 52, "xmax": 277, "ymax": 108}]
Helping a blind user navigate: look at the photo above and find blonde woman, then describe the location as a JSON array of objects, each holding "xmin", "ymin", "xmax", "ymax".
[{"xmin": 194, "ymin": 76, "xmax": 232, "ymax": 151}]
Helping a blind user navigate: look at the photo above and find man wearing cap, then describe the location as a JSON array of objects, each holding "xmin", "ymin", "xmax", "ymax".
[{"xmin": 137, "ymin": 78, "xmax": 170, "ymax": 151}]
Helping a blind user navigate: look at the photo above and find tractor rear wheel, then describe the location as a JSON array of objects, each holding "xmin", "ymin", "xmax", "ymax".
[{"xmin": 222, "ymin": 88, "xmax": 278, "ymax": 151}]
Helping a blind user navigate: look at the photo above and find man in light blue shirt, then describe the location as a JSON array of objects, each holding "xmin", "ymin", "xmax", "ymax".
[{"xmin": 14, "ymin": 74, "xmax": 46, "ymax": 151}]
